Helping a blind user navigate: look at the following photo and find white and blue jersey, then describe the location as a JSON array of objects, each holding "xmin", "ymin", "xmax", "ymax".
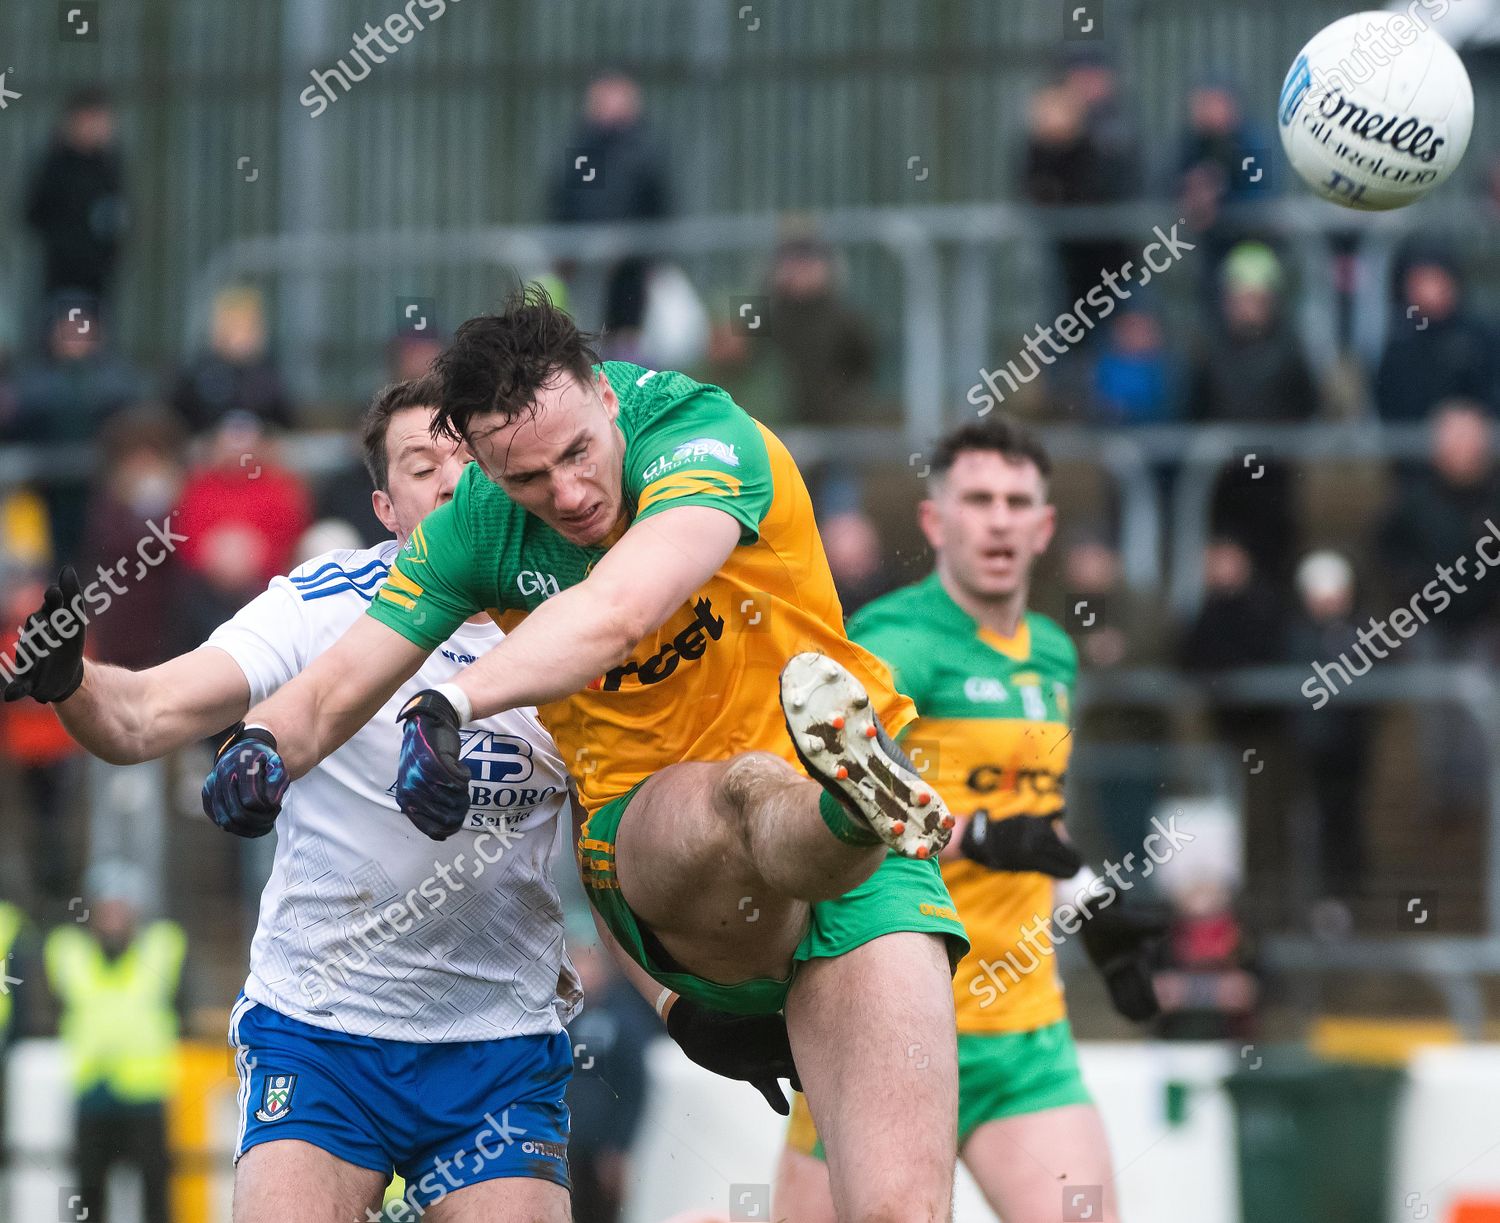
[{"xmin": 207, "ymin": 541, "xmax": 582, "ymax": 1044}]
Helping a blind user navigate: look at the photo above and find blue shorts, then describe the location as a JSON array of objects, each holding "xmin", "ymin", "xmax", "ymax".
[{"xmin": 229, "ymin": 996, "xmax": 571, "ymax": 1205}]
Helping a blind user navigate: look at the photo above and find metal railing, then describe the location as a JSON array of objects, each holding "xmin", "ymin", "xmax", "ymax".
[
  {"xmin": 1075, "ymin": 663, "xmax": 1500, "ymax": 1037},
  {"xmin": 181, "ymin": 194, "xmax": 1484, "ymax": 425},
  {"xmin": 1039, "ymin": 420, "xmax": 1435, "ymax": 619},
  {"xmin": 167, "ymin": 195, "xmax": 1485, "ymax": 614},
  {"xmin": 0, "ymin": 417, "xmax": 1443, "ymax": 621}
]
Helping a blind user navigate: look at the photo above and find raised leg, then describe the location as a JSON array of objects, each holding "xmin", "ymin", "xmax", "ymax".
[
  {"xmin": 612, "ymin": 653, "xmax": 950, "ymax": 986},
  {"xmin": 614, "ymin": 754, "xmax": 886, "ymax": 984}
]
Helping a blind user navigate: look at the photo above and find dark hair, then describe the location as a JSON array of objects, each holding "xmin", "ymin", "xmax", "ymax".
[
  {"xmin": 431, "ymin": 284, "xmax": 599, "ymax": 443},
  {"xmin": 360, "ymin": 374, "xmax": 445, "ymax": 492},
  {"xmin": 930, "ymin": 416, "xmax": 1052, "ymax": 483},
  {"xmin": 65, "ymin": 87, "xmax": 111, "ymax": 115}
]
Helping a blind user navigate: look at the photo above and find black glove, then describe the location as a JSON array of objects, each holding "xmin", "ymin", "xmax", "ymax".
[
  {"xmin": 395, "ymin": 689, "xmax": 472, "ymax": 840},
  {"xmin": 960, "ymin": 812, "xmax": 1084, "ymax": 878},
  {"xmin": 665, "ymin": 997, "xmax": 802, "ymax": 1115},
  {"xmin": 1079, "ymin": 902, "xmax": 1169, "ymax": 1022},
  {"xmin": 201, "ymin": 723, "xmax": 289, "ymax": 838},
  {"xmin": 3, "ymin": 566, "xmax": 86, "ymax": 703}
]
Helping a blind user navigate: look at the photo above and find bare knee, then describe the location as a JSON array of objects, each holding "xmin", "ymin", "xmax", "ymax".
[
  {"xmin": 866, "ymin": 1200, "xmax": 940, "ymax": 1223},
  {"xmin": 714, "ymin": 751, "xmax": 878, "ymax": 902},
  {"xmin": 834, "ymin": 1183, "xmax": 950, "ymax": 1223},
  {"xmin": 714, "ymin": 751, "xmax": 801, "ymax": 819}
]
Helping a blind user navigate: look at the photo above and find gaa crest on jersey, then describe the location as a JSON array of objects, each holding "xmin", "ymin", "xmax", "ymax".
[
  {"xmin": 255, "ymin": 1073, "xmax": 297, "ymax": 1122},
  {"xmin": 963, "ymin": 676, "xmax": 1007, "ymax": 704}
]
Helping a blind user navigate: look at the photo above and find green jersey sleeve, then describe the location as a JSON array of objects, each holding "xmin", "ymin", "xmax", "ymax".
[
  {"xmin": 624, "ymin": 388, "xmax": 773, "ymax": 544},
  {"xmin": 366, "ymin": 486, "xmax": 491, "ymax": 650}
]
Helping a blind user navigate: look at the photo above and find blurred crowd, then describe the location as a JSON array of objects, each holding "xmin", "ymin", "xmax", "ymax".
[{"xmin": 1, "ymin": 57, "xmax": 1499, "ymax": 1214}]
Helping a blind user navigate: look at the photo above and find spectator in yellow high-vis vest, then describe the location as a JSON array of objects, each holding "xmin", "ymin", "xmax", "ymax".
[
  {"xmin": 0, "ymin": 895, "xmax": 37, "ymax": 1170},
  {"xmin": 46, "ymin": 860, "xmax": 184, "ymax": 1223},
  {"xmin": 0, "ymin": 900, "xmax": 33, "ymax": 1046}
]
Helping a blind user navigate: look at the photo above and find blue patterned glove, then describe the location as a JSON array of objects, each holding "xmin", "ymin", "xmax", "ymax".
[
  {"xmin": 395, "ymin": 689, "xmax": 472, "ymax": 840},
  {"xmin": 201, "ymin": 724, "xmax": 288, "ymax": 838}
]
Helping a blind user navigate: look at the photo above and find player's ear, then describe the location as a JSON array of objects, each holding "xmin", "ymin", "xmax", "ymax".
[
  {"xmin": 917, "ymin": 498, "xmax": 943, "ymax": 552},
  {"xmin": 596, "ymin": 372, "xmax": 620, "ymax": 422},
  {"xmin": 1035, "ymin": 502, "xmax": 1058, "ymax": 555},
  {"xmin": 372, "ymin": 489, "xmax": 400, "ymax": 538}
]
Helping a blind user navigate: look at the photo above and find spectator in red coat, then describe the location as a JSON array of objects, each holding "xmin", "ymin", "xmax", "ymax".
[
  {"xmin": 174, "ymin": 413, "xmax": 312, "ymax": 646},
  {"xmin": 0, "ymin": 580, "xmax": 82, "ymax": 899}
]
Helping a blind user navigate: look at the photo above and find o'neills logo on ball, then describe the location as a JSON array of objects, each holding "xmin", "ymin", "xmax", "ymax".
[{"xmin": 1310, "ymin": 89, "xmax": 1444, "ymax": 163}]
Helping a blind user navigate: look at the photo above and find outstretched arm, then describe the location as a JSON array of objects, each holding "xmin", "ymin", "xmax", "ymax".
[
  {"xmin": 58, "ymin": 650, "xmax": 251, "ymax": 766},
  {"xmin": 3, "ymin": 568, "xmax": 253, "ymax": 765},
  {"xmin": 246, "ymin": 614, "xmax": 432, "ymax": 779},
  {"xmin": 451, "ymin": 505, "xmax": 740, "ymax": 720}
]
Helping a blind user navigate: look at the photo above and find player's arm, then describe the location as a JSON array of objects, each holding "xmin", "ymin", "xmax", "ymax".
[
  {"xmin": 1057, "ymin": 865, "xmax": 1167, "ymax": 1023},
  {"xmin": 2, "ymin": 567, "xmax": 252, "ymax": 764},
  {"xmin": 240, "ymin": 498, "xmax": 488, "ymax": 781},
  {"xmin": 451, "ymin": 505, "xmax": 740, "ymax": 719},
  {"xmin": 204, "ymin": 498, "xmax": 489, "ymax": 838},
  {"xmin": 590, "ymin": 904, "xmax": 670, "ymax": 1013},
  {"xmin": 951, "ymin": 807, "xmax": 1083, "ymax": 876},
  {"xmin": 244, "ymin": 615, "xmax": 431, "ymax": 780},
  {"xmin": 58, "ymin": 651, "xmax": 250, "ymax": 765},
  {"xmin": 202, "ymin": 615, "xmax": 443, "ymax": 838}
]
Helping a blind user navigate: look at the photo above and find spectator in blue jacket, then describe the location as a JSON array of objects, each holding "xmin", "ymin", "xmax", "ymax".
[{"xmin": 1376, "ymin": 251, "xmax": 1497, "ymax": 423}]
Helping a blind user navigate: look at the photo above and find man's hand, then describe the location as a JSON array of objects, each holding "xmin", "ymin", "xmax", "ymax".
[
  {"xmin": 3, "ymin": 566, "xmax": 85, "ymax": 703},
  {"xmin": 395, "ymin": 689, "xmax": 471, "ymax": 840},
  {"xmin": 665, "ymin": 998, "xmax": 802, "ymax": 1114},
  {"xmin": 201, "ymin": 724, "xmax": 288, "ymax": 838},
  {"xmin": 960, "ymin": 812, "xmax": 1084, "ymax": 878},
  {"xmin": 1079, "ymin": 903, "xmax": 1169, "ymax": 1022}
]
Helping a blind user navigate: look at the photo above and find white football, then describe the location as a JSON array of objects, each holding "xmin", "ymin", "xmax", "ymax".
[{"xmin": 1277, "ymin": 10, "xmax": 1473, "ymax": 210}]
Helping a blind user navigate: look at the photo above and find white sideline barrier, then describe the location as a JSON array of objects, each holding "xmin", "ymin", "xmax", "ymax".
[
  {"xmin": 9, "ymin": 1041, "xmax": 76, "ymax": 1223},
  {"xmin": 1394, "ymin": 1045, "xmax": 1500, "ymax": 1221},
  {"xmin": 625, "ymin": 1041, "xmax": 1239, "ymax": 1223},
  {"xmin": 15, "ymin": 1035, "xmax": 1500, "ymax": 1221}
]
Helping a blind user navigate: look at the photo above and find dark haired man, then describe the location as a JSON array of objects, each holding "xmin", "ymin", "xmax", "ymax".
[
  {"xmin": 8, "ymin": 379, "xmax": 769, "ymax": 1223},
  {"xmin": 776, "ymin": 417, "xmax": 1162, "ymax": 1223},
  {"xmin": 207, "ymin": 287, "xmax": 968, "ymax": 1222}
]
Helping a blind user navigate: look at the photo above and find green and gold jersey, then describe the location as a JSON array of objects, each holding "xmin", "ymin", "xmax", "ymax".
[
  {"xmin": 366, "ymin": 361, "xmax": 916, "ymax": 827},
  {"xmin": 848, "ymin": 574, "xmax": 1076, "ymax": 1033}
]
